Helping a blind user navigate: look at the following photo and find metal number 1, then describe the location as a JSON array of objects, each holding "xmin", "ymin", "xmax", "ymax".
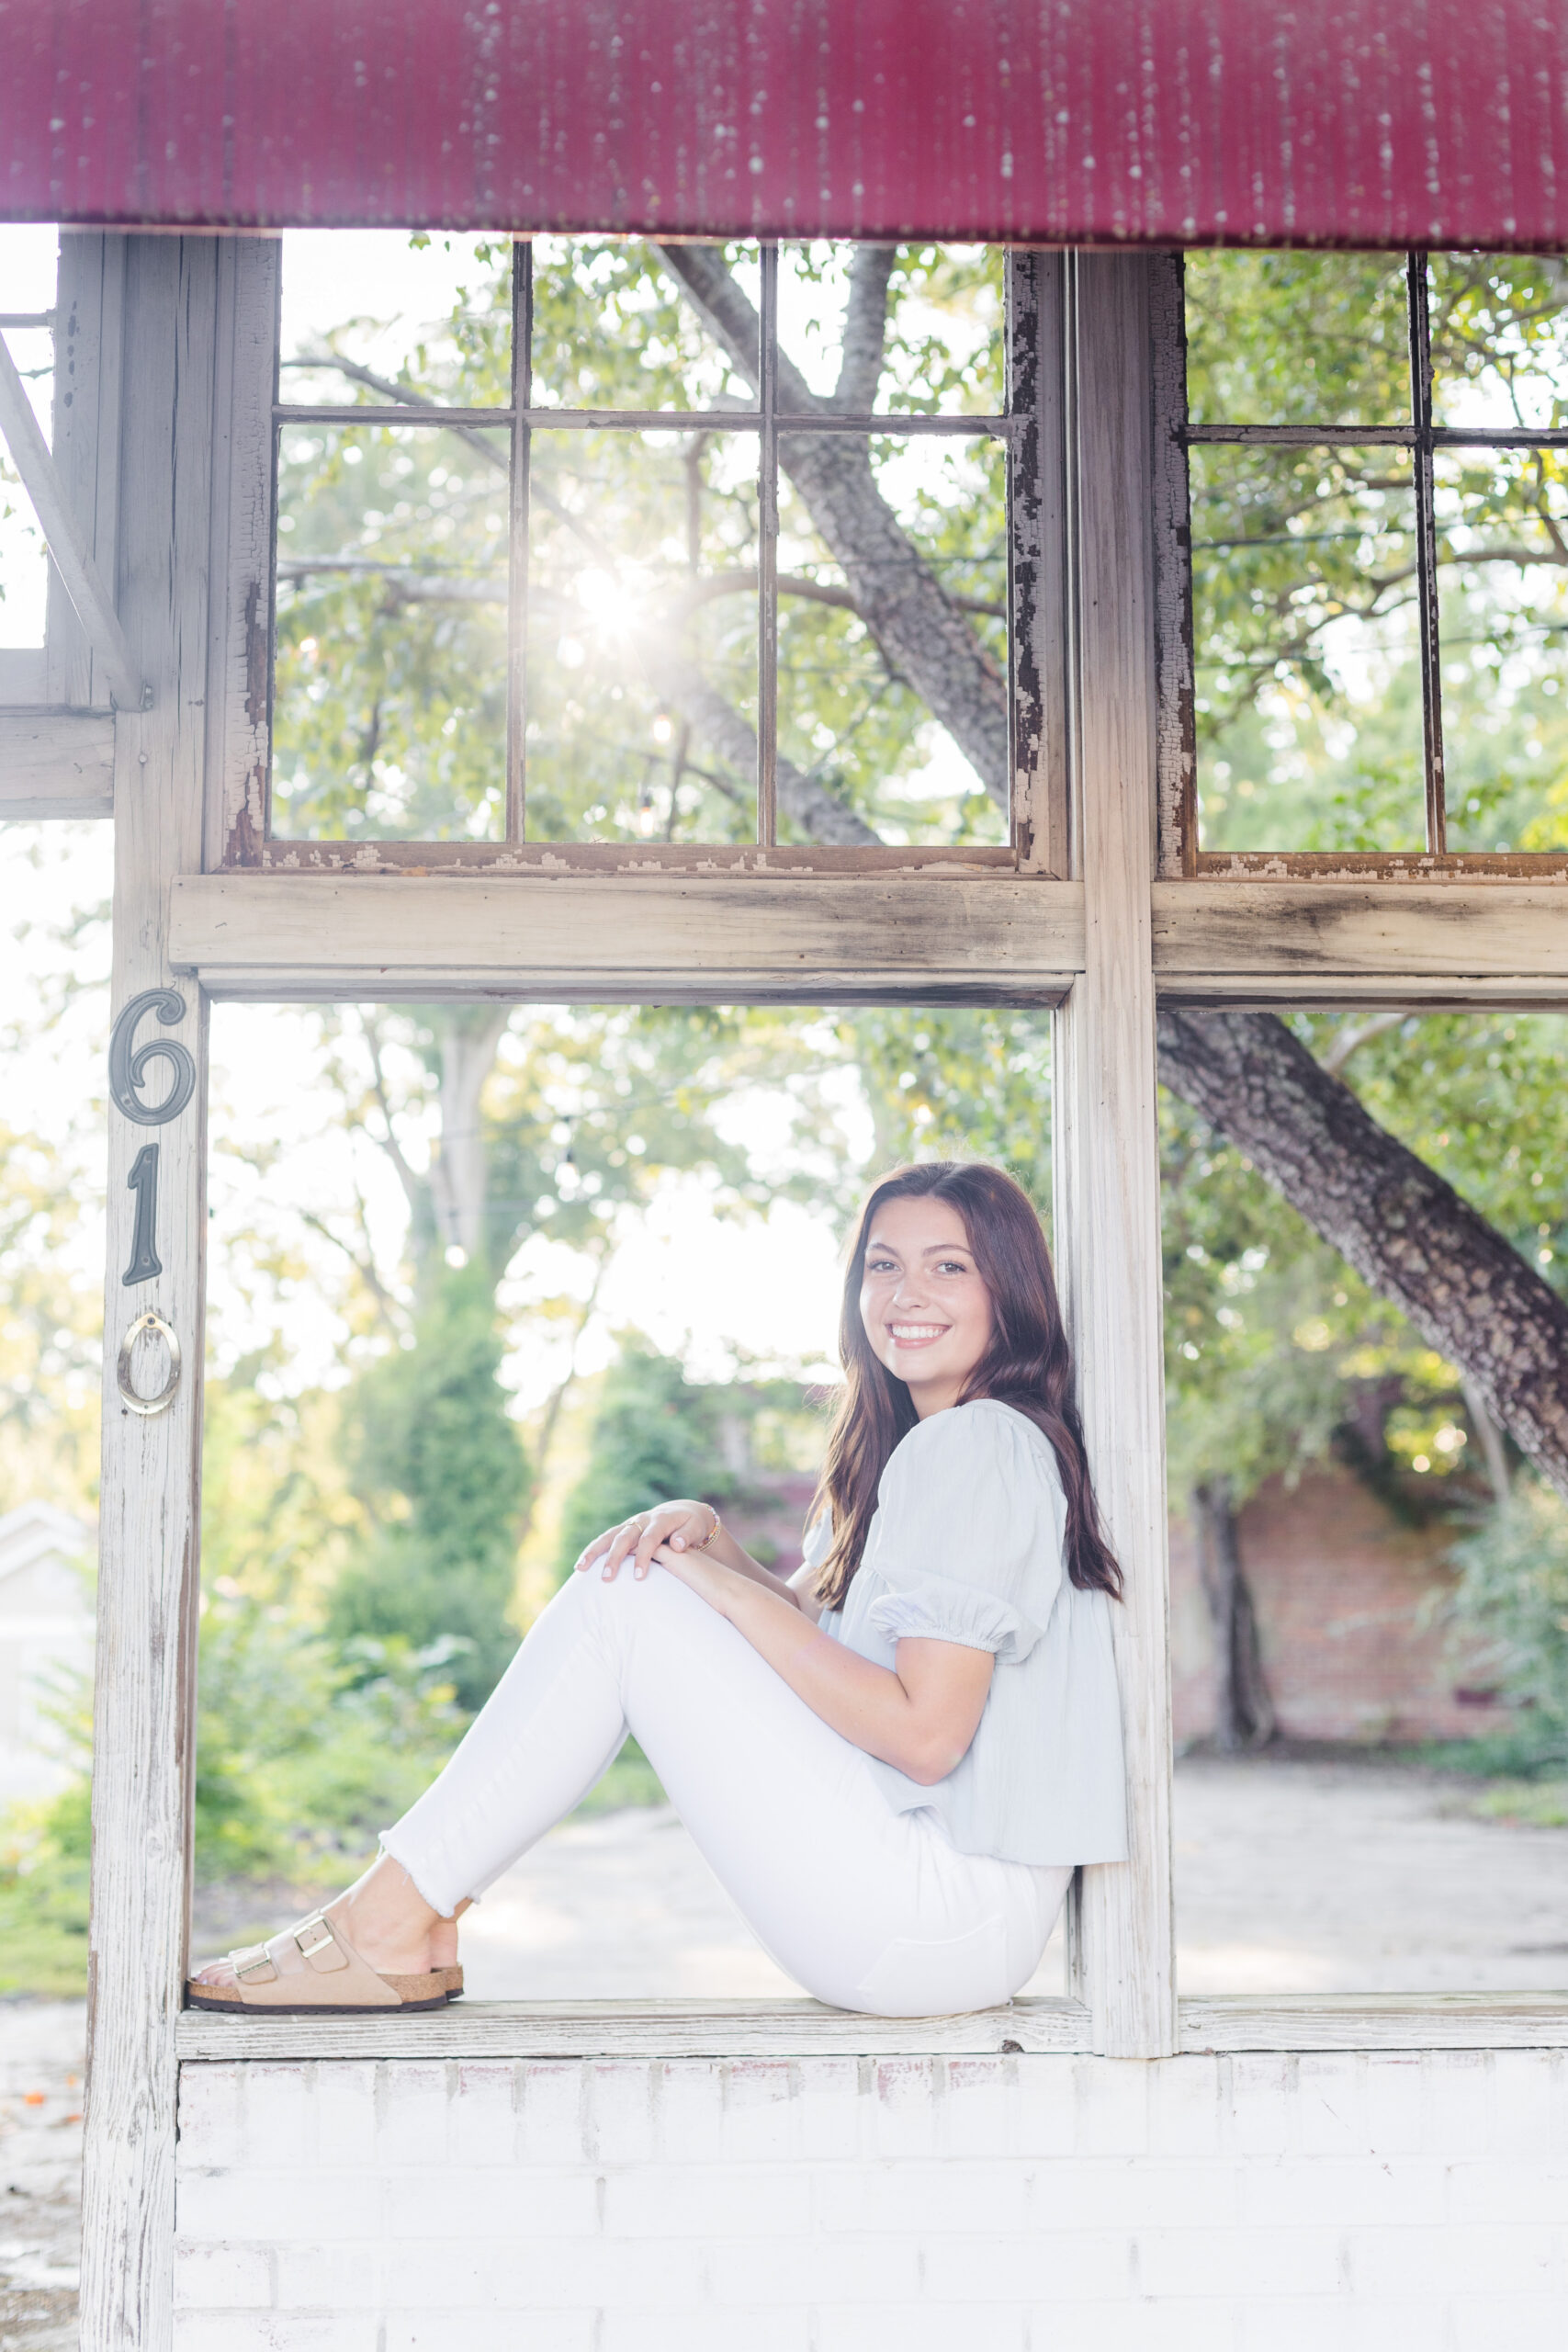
[{"xmin": 123, "ymin": 1143, "xmax": 163, "ymax": 1286}]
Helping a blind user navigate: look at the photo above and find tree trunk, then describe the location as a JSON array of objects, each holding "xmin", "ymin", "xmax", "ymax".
[
  {"xmin": 1192, "ymin": 1478, "xmax": 1276, "ymax": 1752},
  {"xmin": 429, "ymin": 1006, "xmax": 511, "ymax": 1266},
  {"xmin": 1158, "ymin": 1007, "xmax": 1568, "ymax": 1504}
]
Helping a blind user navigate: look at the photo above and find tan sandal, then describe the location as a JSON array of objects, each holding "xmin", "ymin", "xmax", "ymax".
[{"xmin": 186, "ymin": 1905, "xmax": 464, "ymax": 2014}]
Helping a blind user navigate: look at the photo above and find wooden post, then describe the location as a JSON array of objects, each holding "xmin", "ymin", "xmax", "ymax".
[
  {"xmin": 80, "ymin": 235, "xmax": 218, "ymax": 2352},
  {"xmin": 1054, "ymin": 251, "xmax": 1178, "ymax": 2059}
]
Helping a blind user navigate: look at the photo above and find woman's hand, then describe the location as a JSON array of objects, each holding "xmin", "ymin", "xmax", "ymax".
[{"xmin": 573, "ymin": 1499, "xmax": 718, "ymax": 1582}]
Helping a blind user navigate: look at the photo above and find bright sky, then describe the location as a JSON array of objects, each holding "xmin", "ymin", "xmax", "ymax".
[{"xmin": 0, "ymin": 225, "xmax": 61, "ymax": 647}]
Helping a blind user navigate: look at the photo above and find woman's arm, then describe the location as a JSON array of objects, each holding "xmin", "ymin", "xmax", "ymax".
[{"xmin": 651, "ymin": 1543, "xmax": 993, "ymax": 1785}]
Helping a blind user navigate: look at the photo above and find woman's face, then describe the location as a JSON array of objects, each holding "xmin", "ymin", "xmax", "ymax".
[{"xmin": 859, "ymin": 1193, "xmax": 994, "ymax": 1418}]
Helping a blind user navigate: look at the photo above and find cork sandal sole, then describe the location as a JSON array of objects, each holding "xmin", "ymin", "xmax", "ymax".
[{"xmin": 186, "ymin": 1962, "xmax": 465, "ymax": 2015}]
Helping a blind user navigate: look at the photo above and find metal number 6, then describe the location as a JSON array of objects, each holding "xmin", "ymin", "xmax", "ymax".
[{"xmin": 108, "ymin": 989, "xmax": 196, "ymax": 1127}]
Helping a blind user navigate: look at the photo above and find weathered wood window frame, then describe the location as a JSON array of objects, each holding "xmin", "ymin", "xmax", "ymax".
[
  {"xmin": 218, "ymin": 240, "xmax": 1069, "ymax": 877},
  {"xmin": 1153, "ymin": 248, "xmax": 1568, "ymax": 882}
]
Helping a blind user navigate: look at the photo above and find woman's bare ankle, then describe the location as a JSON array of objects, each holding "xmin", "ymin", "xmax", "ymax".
[{"xmin": 335, "ymin": 1856, "xmax": 450, "ymax": 1975}]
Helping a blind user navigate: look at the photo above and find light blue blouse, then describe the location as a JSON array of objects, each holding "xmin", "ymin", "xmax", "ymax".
[{"xmin": 812, "ymin": 1398, "xmax": 1127, "ymax": 1867}]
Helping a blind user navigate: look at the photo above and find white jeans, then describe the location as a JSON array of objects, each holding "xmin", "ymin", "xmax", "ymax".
[{"xmin": 382, "ymin": 1565, "xmax": 1071, "ymax": 2017}]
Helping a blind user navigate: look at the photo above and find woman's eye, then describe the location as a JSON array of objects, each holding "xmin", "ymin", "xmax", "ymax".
[{"xmin": 936, "ymin": 1259, "xmax": 969, "ymax": 1275}]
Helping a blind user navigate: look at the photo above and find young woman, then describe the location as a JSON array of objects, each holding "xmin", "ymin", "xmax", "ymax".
[{"xmin": 190, "ymin": 1161, "xmax": 1127, "ymax": 2019}]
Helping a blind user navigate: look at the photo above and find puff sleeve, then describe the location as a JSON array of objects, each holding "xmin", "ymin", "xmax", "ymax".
[{"xmin": 861, "ymin": 1404, "xmax": 1066, "ymax": 1666}]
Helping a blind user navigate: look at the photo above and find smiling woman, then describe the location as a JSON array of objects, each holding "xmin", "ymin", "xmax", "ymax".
[{"xmin": 188, "ymin": 1158, "xmax": 1127, "ymax": 2021}]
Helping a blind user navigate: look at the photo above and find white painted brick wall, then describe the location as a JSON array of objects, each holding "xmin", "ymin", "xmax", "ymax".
[{"xmin": 174, "ymin": 2049, "xmax": 1568, "ymax": 2352}]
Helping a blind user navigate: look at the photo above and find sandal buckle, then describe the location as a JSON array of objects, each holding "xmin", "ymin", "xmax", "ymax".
[
  {"xmin": 231, "ymin": 1942, "xmax": 277, "ymax": 1985},
  {"xmin": 294, "ymin": 1913, "xmax": 348, "ymax": 1972}
]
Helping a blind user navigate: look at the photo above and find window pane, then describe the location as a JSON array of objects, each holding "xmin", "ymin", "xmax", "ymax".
[
  {"xmin": 1437, "ymin": 449, "xmax": 1568, "ymax": 851},
  {"xmin": 272, "ymin": 424, "xmax": 510, "ymax": 842},
  {"xmin": 1191, "ymin": 445, "xmax": 1426, "ymax": 853},
  {"xmin": 775, "ymin": 431, "xmax": 1009, "ymax": 846},
  {"xmin": 1165, "ymin": 1012, "xmax": 1568, "ymax": 1996},
  {"xmin": 1429, "ymin": 254, "xmax": 1568, "ymax": 431},
  {"xmin": 0, "ymin": 224, "xmax": 58, "ymax": 653},
  {"xmin": 529, "ymin": 239, "xmax": 759, "ymax": 413},
  {"xmin": 777, "ymin": 243, "xmax": 1003, "ymax": 415},
  {"xmin": 525, "ymin": 429, "xmax": 758, "ymax": 843},
  {"xmin": 1185, "ymin": 253, "xmax": 1411, "ymax": 428},
  {"xmin": 277, "ymin": 231, "xmax": 512, "ymax": 410}
]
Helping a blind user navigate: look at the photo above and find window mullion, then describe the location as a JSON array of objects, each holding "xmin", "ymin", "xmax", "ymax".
[
  {"xmin": 1149, "ymin": 251, "xmax": 1196, "ymax": 879},
  {"xmin": 1407, "ymin": 249, "xmax": 1448, "ymax": 856},
  {"xmin": 757, "ymin": 243, "xmax": 779, "ymax": 848},
  {"xmin": 507, "ymin": 242, "xmax": 532, "ymax": 846}
]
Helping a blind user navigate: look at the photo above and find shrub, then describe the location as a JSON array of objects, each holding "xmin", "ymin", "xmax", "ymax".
[
  {"xmin": 329, "ymin": 1268, "xmax": 532, "ymax": 1707},
  {"xmin": 1448, "ymin": 1478, "xmax": 1568, "ymax": 1771}
]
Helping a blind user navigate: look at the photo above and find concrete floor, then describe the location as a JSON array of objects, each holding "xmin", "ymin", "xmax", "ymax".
[{"xmin": 4, "ymin": 1752, "xmax": 1565, "ymax": 2348}]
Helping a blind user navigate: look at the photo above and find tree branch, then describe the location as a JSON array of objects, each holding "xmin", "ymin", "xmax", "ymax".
[
  {"xmin": 657, "ymin": 243, "xmax": 1010, "ymax": 803},
  {"xmin": 358, "ymin": 1011, "xmax": 424, "ymax": 1223},
  {"xmin": 1157, "ymin": 1007, "xmax": 1568, "ymax": 1502},
  {"xmin": 831, "ymin": 246, "xmax": 898, "ymax": 411},
  {"xmin": 1317, "ymin": 1011, "xmax": 1406, "ymax": 1078}
]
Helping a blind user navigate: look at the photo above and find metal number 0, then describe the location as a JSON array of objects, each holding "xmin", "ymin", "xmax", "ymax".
[
  {"xmin": 108, "ymin": 988, "xmax": 196, "ymax": 1127},
  {"xmin": 116, "ymin": 1309, "xmax": 182, "ymax": 1419}
]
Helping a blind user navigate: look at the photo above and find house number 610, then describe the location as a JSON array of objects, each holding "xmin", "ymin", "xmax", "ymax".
[{"xmin": 109, "ymin": 988, "xmax": 194, "ymax": 1301}]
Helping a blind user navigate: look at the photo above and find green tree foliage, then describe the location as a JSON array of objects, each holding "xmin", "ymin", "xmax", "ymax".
[
  {"xmin": 195, "ymin": 1599, "xmax": 468, "ymax": 1880},
  {"xmin": 328, "ymin": 1268, "xmax": 532, "ymax": 1706},
  {"xmin": 1184, "ymin": 251, "xmax": 1568, "ymax": 855},
  {"xmin": 835, "ymin": 1008, "xmax": 1054, "ymax": 1214},
  {"xmin": 554, "ymin": 1340, "xmax": 738, "ymax": 1579},
  {"xmin": 0, "ymin": 1117, "xmax": 101, "ymax": 1515}
]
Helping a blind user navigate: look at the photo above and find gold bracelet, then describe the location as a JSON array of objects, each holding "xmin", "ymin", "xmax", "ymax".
[{"xmin": 695, "ymin": 1510, "xmax": 724, "ymax": 1552}]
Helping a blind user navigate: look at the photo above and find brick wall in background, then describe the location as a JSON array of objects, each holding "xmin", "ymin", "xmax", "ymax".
[
  {"xmin": 1169, "ymin": 1464, "xmax": 1496, "ymax": 1748},
  {"xmin": 174, "ymin": 2048, "xmax": 1566, "ymax": 2349}
]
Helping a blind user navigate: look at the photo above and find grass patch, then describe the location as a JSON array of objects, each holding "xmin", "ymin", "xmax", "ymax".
[
  {"xmin": 1466, "ymin": 1779, "xmax": 1568, "ymax": 1827},
  {"xmin": 0, "ymin": 1798, "xmax": 89, "ymax": 1998}
]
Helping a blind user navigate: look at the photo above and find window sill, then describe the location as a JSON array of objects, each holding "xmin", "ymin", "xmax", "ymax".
[{"xmin": 175, "ymin": 1990, "xmax": 1568, "ymax": 2064}]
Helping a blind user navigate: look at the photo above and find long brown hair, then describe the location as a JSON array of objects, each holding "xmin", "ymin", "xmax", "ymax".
[{"xmin": 812, "ymin": 1161, "xmax": 1122, "ymax": 1610}]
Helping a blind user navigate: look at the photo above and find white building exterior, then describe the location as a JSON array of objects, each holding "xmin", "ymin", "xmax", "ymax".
[{"xmin": 0, "ymin": 1501, "xmax": 94, "ymax": 1805}]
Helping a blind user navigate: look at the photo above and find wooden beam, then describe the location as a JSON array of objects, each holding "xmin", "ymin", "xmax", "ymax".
[
  {"xmin": 167, "ymin": 872, "xmax": 1088, "ymax": 1001},
  {"xmin": 1180, "ymin": 1994, "xmax": 1568, "ymax": 2054},
  {"xmin": 1154, "ymin": 881, "xmax": 1568, "ymax": 990},
  {"xmin": 176, "ymin": 1995, "xmax": 1095, "ymax": 2062},
  {"xmin": 171, "ymin": 1988, "xmax": 1568, "ymax": 2064},
  {"xmin": 1054, "ymin": 254, "xmax": 1178, "ymax": 2061},
  {"xmin": 0, "ymin": 708, "xmax": 114, "ymax": 818},
  {"xmin": 167, "ymin": 871, "xmax": 1568, "ymax": 1004},
  {"xmin": 80, "ymin": 237, "xmax": 217, "ymax": 2352},
  {"xmin": 203, "ymin": 238, "xmax": 277, "ymax": 870}
]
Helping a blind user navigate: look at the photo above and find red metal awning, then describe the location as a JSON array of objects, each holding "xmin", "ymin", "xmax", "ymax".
[{"xmin": 4, "ymin": 0, "xmax": 1567, "ymax": 250}]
